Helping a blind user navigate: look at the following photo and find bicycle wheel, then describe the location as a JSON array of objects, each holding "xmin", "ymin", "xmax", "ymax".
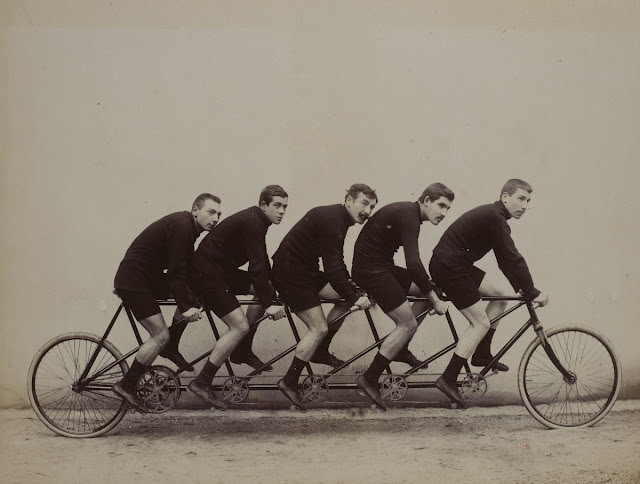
[
  {"xmin": 28, "ymin": 332, "xmax": 129, "ymax": 438},
  {"xmin": 518, "ymin": 326, "xmax": 621, "ymax": 429}
]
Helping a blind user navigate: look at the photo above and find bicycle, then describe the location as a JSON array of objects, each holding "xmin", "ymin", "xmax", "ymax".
[{"xmin": 27, "ymin": 294, "xmax": 621, "ymax": 437}]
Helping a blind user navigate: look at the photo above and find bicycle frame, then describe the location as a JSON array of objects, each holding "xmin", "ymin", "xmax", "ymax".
[{"xmin": 76, "ymin": 293, "xmax": 572, "ymax": 399}]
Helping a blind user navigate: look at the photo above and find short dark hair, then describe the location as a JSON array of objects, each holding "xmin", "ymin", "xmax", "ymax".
[
  {"xmin": 259, "ymin": 185, "xmax": 288, "ymax": 206},
  {"xmin": 192, "ymin": 193, "xmax": 221, "ymax": 209},
  {"xmin": 418, "ymin": 183, "xmax": 454, "ymax": 203},
  {"xmin": 501, "ymin": 179, "xmax": 532, "ymax": 196},
  {"xmin": 345, "ymin": 183, "xmax": 377, "ymax": 202}
]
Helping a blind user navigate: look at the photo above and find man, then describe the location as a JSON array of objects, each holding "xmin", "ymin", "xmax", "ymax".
[
  {"xmin": 186, "ymin": 185, "xmax": 288, "ymax": 408},
  {"xmin": 112, "ymin": 193, "xmax": 221, "ymax": 412},
  {"xmin": 271, "ymin": 184, "xmax": 376, "ymax": 411},
  {"xmin": 429, "ymin": 179, "xmax": 550, "ymax": 408},
  {"xmin": 351, "ymin": 183, "xmax": 452, "ymax": 411}
]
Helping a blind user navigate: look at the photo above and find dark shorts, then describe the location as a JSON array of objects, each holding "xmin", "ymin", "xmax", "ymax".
[
  {"xmin": 114, "ymin": 289, "xmax": 162, "ymax": 321},
  {"xmin": 429, "ymin": 257, "xmax": 486, "ymax": 310},
  {"xmin": 351, "ymin": 265, "xmax": 414, "ymax": 313},
  {"xmin": 191, "ymin": 266, "xmax": 252, "ymax": 318},
  {"xmin": 271, "ymin": 264, "xmax": 329, "ymax": 313}
]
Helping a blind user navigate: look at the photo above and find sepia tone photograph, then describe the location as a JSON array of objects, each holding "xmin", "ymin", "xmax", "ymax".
[{"xmin": 1, "ymin": 1, "xmax": 639, "ymax": 483}]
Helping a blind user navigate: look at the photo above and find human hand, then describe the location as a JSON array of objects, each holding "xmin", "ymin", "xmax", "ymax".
[
  {"xmin": 533, "ymin": 292, "xmax": 550, "ymax": 308},
  {"xmin": 431, "ymin": 298, "xmax": 449, "ymax": 315},
  {"xmin": 354, "ymin": 295, "xmax": 371, "ymax": 310},
  {"xmin": 182, "ymin": 307, "xmax": 201, "ymax": 322},
  {"xmin": 265, "ymin": 305, "xmax": 286, "ymax": 320}
]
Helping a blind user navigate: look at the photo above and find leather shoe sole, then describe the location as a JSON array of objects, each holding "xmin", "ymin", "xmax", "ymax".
[
  {"xmin": 471, "ymin": 358, "xmax": 509, "ymax": 372},
  {"xmin": 230, "ymin": 354, "xmax": 273, "ymax": 372},
  {"xmin": 159, "ymin": 349, "xmax": 194, "ymax": 372},
  {"xmin": 435, "ymin": 376, "xmax": 467, "ymax": 409},
  {"xmin": 355, "ymin": 375, "xmax": 387, "ymax": 412},
  {"xmin": 112, "ymin": 382, "xmax": 148, "ymax": 413},
  {"xmin": 310, "ymin": 353, "xmax": 346, "ymax": 369},
  {"xmin": 277, "ymin": 379, "xmax": 307, "ymax": 412},
  {"xmin": 187, "ymin": 381, "xmax": 228, "ymax": 410}
]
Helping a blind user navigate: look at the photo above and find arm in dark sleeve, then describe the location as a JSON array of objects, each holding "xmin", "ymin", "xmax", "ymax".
[
  {"xmin": 401, "ymin": 219, "xmax": 437, "ymax": 295},
  {"xmin": 318, "ymin": 213, "xmax": 358, "ymax": 303},
  {"xmin": 166, "ymin": 220, "xmax": 197, "ymax": 313},
  {"xmin": 492, "ymin": 217, "xmax": 540, "ymax": 299},
  {"xmin": 244, "ymin": 223, "xmax": 275, "ymax": 308}
]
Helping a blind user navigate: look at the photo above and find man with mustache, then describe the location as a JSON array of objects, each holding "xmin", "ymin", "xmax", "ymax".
[
  {"xmin": 351, "ymin": 183, "xmax": 453, "ymax": 411},
  {"xmin": 184, "ymin": 185, "xmax": 289, "ymax": 408},
  {"xmin": 429, "ymin": 179, "xmax": 550, "ymax": 408},
  {"xmin": 271, "ymin": 183, "xmax": 376, "ymax": 411},
  {"xmin": 112, "ymin": 193, "xmax": 222, "ymax": 413}
]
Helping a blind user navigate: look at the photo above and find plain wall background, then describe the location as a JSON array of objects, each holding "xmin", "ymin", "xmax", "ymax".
[{"xmin": 1, "ymin": 1, "xmax": 639, "ymax": 407}]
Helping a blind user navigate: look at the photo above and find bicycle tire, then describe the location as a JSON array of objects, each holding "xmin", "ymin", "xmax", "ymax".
[
  {"xmin": 518, "ymin": 326, "xmax": 621, "ymax": 429},
  {"xmin": 27, "ymin": 332, "xmax": 129, "ymax": 438}
]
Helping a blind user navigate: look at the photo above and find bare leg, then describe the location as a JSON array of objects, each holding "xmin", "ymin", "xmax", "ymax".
[
  {"xmin": 312, "ymin": 284, "xmax": 352, "ymax": 366},
  {"xmin": 135, "ymin": 313, "xmax": 170, "ymax": 365},
  {"xmin": 208, "ymin": 307, "xmax": 250, "ymax": 366},
  {"xmin": 473, "ymin": 276, "xmax": 513, "ymax": 370},
  {"xmin": 187, "ymin": 307, "xmax": 249, "ymax": 411},
  {"xmin": 112, "ymin": 313, "xmax": 169, "ymax": 412},
  {"xmin": 293, "ymin": 306, "xmax": 329, "ymax": 361}
]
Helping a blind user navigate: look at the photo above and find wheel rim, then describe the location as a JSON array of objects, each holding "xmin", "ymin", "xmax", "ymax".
[
  {"xmin": 521, "ymin": 328, "xmax": 620, "ymax": 427},
  {"xmin": 30, "ymin": 336, "xmax": 127, "ymax": 436}
]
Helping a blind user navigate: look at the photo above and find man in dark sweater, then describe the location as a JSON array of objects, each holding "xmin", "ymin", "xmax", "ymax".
[
  {"xmin": 112, "ymin": 193, "xmax": 222, "ymax": 412},
  {"xmin": 351, "ymin": 183, "xmax": 452, "ymax": 411},
  {"xmin": 271, "ymin": 184, "xmax": 376, "ymax": 411},
  {"xmin": 429, "ymin": 179, "xmax": 549, "ymax": 407},
  {"xmin": 185, "ymin": 186, "xmax": 288, "ymax": 408}
]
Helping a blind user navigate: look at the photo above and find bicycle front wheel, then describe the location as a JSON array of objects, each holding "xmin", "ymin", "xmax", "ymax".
[
  {"xmin": 27, "ymin": 332, "xmax": 129, "ymax": 437},
  {"xmin": 518, "ymin": 326, "xmax": 621, "ymax": 429}
]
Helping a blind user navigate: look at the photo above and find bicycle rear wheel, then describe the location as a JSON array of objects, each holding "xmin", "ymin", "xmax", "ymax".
[
  {"xmin": 518, "ymin": 326, "xmax": 621, "ymax": 429},
  {"xmin": 28, "ymin": 332, "xmax": 129, "ymax": 437}
]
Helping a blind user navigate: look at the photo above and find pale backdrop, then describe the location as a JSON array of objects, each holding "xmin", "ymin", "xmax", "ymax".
[{"xmin": 1, "ymin": 1, "xmax": 639, "ymax": 407}]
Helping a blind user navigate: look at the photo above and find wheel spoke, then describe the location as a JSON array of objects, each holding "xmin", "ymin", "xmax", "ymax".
[{"xmin": 519, "ymin": 327, "xmax": 620, "ymax": 428}]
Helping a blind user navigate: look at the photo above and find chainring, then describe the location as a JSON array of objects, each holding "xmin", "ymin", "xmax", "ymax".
[
  {"xmin": 459, "ymin": 372, "xmax": 488, "ymax": 401},
  {"xmin": 135, "ymin": 365, "xmax": 181, "ymax": 413},
  {"xmin": 301, "ymin": 375, "xmax": 328, "ymax": 402},
  {"xmin": 380, "ymin": 374, "xmax": 408, "ymax": 401},
  {"xmin": 222, "ymin": 376, "xmax": 250, "ymax": 403}
]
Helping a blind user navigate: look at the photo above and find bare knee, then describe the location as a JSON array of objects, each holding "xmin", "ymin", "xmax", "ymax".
[
  {"xmin": 154, "ymin": 327, "xmax": 170, "ymax": 348},
  {"xmin": 398, "ymin": 318, "xmax": 418, "ymax": 336},
  {"xmin": 311, "ymin": 323, "xmax": 329, "ymax": 339},
  {"xmin": 237, "ymin": 321, "xmax": 251, "ymax": 337}
]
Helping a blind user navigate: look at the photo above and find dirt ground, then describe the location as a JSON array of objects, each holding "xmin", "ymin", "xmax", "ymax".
[{"xmin": 1, "ymin": 400, "xmax": 639, "ymax": 484}]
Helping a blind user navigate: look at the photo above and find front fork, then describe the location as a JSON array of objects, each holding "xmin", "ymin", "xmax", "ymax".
[{"xmin": 530, "ymin": 304, "xmax": 577, "ymax": 383}]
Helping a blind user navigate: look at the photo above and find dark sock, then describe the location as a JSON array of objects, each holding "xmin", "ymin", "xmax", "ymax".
[
  {"xmin": 395, "ymin": 343, "xmax": 411, "ymax": 356},
  {"xmin": 474, "ymin": 328, "xmax": 496, "ymax": 358},
  {"xmin": 442, "ymin": 353, "xmax": 467, "ymax": 383},
  {"xmin": 313, "ymin": 322, "xmax": 342, "ymax": 357},
  {"xmin": 363, "ymin": 352, "xmax": 391, "ymax": 384},
  {"xmin": 121, "ymin": 359, "xmax": 147, "ymax": 392},
  {"xmin": 284, "ymin": 357, "xmax": 306, "ymax": 388},
  {"xmin": 164, "ymin": 319, "xmax": 188, "ymax": 352},
  {"xmin": 194, "ymin": 361, "xmax": 219, "ymax": 386},
  {"xmin": 231, "ymin": 324, "xmax": 259, "ymax": 359}
]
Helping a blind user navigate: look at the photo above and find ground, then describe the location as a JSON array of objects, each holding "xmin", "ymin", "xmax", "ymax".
[{"xmin": 1, "ymin": 401, "xmax": 639, "ymax": 484}]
